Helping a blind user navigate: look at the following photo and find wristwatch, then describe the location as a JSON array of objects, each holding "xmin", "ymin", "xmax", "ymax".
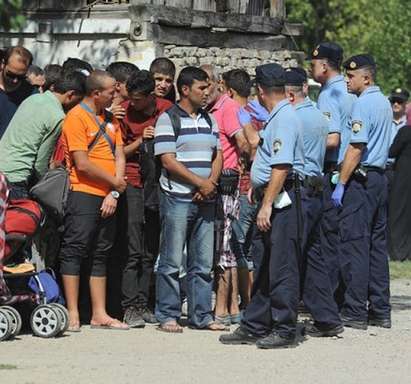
[{"xmin": 110, "ymin": 191, "xmax": 120, "ymax": 199}]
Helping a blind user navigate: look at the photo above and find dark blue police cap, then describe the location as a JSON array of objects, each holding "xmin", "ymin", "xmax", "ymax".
[
  {"xmin": 389, "ymin": 88, "xmax": 409, "ymax": 102},
  {"xmin": 284, "ymin": 67, "xmax": 308, "ymax": 86},
  {"xmin": 255, "ymin": 63, "xmax": 285, "ymax": 87},
  {"xmin": 309, "ymin": 42, "xmax": 343, "ymax": 66},
  {"xmin": 343, "ymin": 54, "xmax": 376, "ymax": 70}
]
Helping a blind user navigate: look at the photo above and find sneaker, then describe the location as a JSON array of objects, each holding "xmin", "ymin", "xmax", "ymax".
[
  {"xmin": 341, "ymin": 316, "xmax": 368, "ymax": 330},
  {"xmin": 123, "ymin": 306, "xmax": 145, "ymax": 328},
  {"xmin": 141, "ymin": 308, "xmax": 159, "ymax": 325},
  {"xmin": 219, "ymin": 326, "xmax": 259, "ymax": 345},
  {"xmin": 256, "ymin": 332, "xmax": 297, "ymax": 349},
  {"xmin": 305, "ymin": 323, "xmax": 344, "ymax": 337},
  {"xmin": 368, "ymin": 317, "xmax": 392, "ymax": 329}
]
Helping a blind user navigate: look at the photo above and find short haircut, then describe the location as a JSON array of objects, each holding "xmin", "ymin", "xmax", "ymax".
[
  {"xmin": 3, "ymin": 46, "xmax": 33, "ymax": 66},
  {"xmin": 106, "ymin": 61, "xmax": 139, "ymax": 83},
  {"xmin": 222, "ymin": 69, "xmax": 251, "ymax": 98},
  {"xmin": 126, "ymin": 70, "xmax": 155, "ymax": 96},
  {"xmin": 62, "ymin": 57, "xmax": 93, "ymax": 75},
  {"xmin": 85, "ymin": 69, "xmax": 114, "ymax": 96},
  {"xmin": 176, "ymin": 66, "xmax": 209, "ymax": 94},
  {"xmin": 285, "ymin": 85, "xmax": 304, "ymax": 96},
  {"xmin": 43, "ymin": 64, "xmax": 63, "ymax": 91},
  {"xmin": 53, "ymin": 70, "xmax": 87, "ymax": 96},
  {"xmin": 362, "ymin": 65, "xmax": 377, "ymax": 81},
  {"xmin": 149, "ymin": 57, "xmax": 176, "ymax": 78},
  {"xmin": 326, "ymin": 58, "xmax": 340, "ymax": 71},
  {"xmin": 27, "ymin": 65, "xmax": 44, "ymax": 77},
  {"xmin": 258, "ymin": 84, "xmax": 285, "ymax": 94}
]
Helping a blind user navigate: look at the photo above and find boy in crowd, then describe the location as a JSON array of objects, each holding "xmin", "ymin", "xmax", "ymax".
[{"xmin": 149, "ymin": 58, "xmax": 176, "ymax": 103}]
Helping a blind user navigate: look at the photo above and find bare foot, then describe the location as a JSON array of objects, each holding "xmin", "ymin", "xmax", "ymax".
[
  {"xmin": 206, "ymin": 321, "xmax": 229, "ymax": 331},
  {"xmin": 157, "ymin": 321, "xmax": 183, "ymax": 333},
  {"xmin": 91, "ymin": 315, "xmax": 129, "ymax": 329}
]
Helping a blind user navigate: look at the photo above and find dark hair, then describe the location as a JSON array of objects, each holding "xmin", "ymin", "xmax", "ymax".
[
  {"xmin": 126, "ymin": 70, "xmax": 155, "ymax": 96},
  {"xmin": 43, "ymin": 64, "xmax": 63, "ymax": 91},
  {"xmin": 258, "ymin": 84, "xmax": 285, "ymax": 94},
  {"xmin": 85, "ymin": 69, "xmax": 114, "ymax": 96},
  {"xmin": 223, "ymin": 69, "xmax": 251, "ymax": 98},
  {"xmin": 326, "ymin": 58, "xmax": 341, "ymax": 71},
  {"xmin": 27, "ymin": 65, "xmax": 44, "ymax": 77},
  {"xmin": 3, "ymin": 46, "xmax": 33, "ymax": 66},
  {"xmin": 149, "ymin": 57, "xmax": 176, "ymax": 78},
  {"xmin": 362, "ymin": 65, "xmax": 377, "ymax": 81},
  {"xmin": 53, "ymin": 70, "xmax": 87, "ymax": 96},
  {"xmin": 106, "ymin": 61, "xmax": 139, "ymax": 83},
  {"xmin": 176, "ymin": 66, "xmax": 209, "ymax": 94},
  {"xmin": 62, "ymin": 57, "xmax": 93, "ymax": 75}
]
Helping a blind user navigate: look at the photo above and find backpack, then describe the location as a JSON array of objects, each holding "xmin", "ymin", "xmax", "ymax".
[
  {"xmin": 28, "ymin": 269, "xmax": 65, "ymax": 304},
  {"xmin": 139, "ymin": 105, "xmax": 214, "ymax": 211}
]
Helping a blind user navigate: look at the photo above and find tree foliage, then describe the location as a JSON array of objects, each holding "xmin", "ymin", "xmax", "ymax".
[
  {"xmin": 0, "ymin": 0, "xmax": 24, "ymax": 31},
  {"xmin": 286, "ymin": 0, "xmax": 411, "ymax": 92}
]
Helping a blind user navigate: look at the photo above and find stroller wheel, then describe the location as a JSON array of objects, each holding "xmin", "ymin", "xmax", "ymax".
[
  {"xmin": 0, "ymin": 308, "xmax": 13, "ymax": 341},
  {"xmin": 30, "ymin": 305, "xmax": 62, "ymax": 338},
  {"xmin": 49, "ymin": 303, "xmax": 69, "ymax": 335},
  {"xmin": 0, "ymin": 306, "xmax": 22, "ymax": 338}
]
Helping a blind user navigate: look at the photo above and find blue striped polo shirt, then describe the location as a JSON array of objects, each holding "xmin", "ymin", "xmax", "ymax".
[{"xmin": 154, "ymin": 104, "xmax": 221, "ymax": 200}]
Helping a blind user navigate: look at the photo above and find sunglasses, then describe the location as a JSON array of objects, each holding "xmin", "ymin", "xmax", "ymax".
[{"xmin": 4, "ymin": 69, "xmax": 26, "ymax": 82}]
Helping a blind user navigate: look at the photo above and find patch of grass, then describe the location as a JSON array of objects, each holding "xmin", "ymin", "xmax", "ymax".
[
  {"xmin": 0, "ymin": 364, "xmax": 17, "ymax": 370},
  {"xmin": 390, "ymin": 261, "xmax": 411, "ymax": 280}
]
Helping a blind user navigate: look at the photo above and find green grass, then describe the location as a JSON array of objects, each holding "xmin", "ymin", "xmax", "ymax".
[
  {"xmin": 390, "ymin": 261, "xmax": 411, "ymax": 280},
  {"xmin": 0, "ymin": 364, "xmax": 17, "ymax": 370}
]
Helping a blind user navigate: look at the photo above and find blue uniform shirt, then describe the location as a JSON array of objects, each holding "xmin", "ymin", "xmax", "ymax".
[
  {"xmin": 317, "ymin": 75, "xmax": 355, "ymax": 164},
  {"xmin": 251, "ymin": 99, "xmax": 305, "ymax": 188},
  {"xmin": 387, "ymin": 115, "xmax": 407, "ymax": 164},
  {"xmin": 295, "ymin": 99, "xmax": 328, "ymax": 176},
  {"xmin": 349, "ymin": 86, "xmax": 392, "ymax": 168}
]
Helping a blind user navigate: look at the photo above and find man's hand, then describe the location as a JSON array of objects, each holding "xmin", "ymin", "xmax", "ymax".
[
  {"xmin": 111, "ymin": 104, "xmax": 126, "ymax": 120},
  {"xmin": 198, "ymin": 178, "xmax": 216, "ymax": 198},
  {"xmin": 100, "ymin": 194, "xmax": 118, "ymax": 218},
  {"xmin": 113, "ymin": 176, "xmax": 127, "ymax": 193},
  {"xmin": 331, "ymin": 182, "xmax": 345, "ymax": 208},
  {"xmin": 256, "ymin": 203, "xmax": 272, "ymax": 232},
  {"xmin": 247, "ymin": 187, "xmax": 254, "ymax": 205},
  {"xmin": 192, "ymin": 192, "xmax": 204, "ymax": 202},
  {"xmin": 248, "ymin": 100, "xmax": 269, "ymax": 122},
  {"xmin": 143, "ymin": 126, "xmax": 155, "ymax": 140}
]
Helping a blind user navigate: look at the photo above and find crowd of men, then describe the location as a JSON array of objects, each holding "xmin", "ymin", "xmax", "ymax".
[{"xmin": 0, "ymin": 41, "xmax": 410, "ymax": 348}]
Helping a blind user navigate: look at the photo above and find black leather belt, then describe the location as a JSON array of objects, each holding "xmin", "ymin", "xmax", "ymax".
[{"xmin": 363, "ymin": 166, "xmax": 385, "ymax": 174}]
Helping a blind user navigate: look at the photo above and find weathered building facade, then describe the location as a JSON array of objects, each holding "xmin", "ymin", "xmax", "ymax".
[{"xmin": 1, "ymin": 0, "xmax": 303, "ymax": 72}]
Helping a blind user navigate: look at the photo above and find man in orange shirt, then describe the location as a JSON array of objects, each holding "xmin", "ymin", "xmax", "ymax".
[{"xmin": 60, "ymin": 70, "xmax": 128, "ymax": 331}]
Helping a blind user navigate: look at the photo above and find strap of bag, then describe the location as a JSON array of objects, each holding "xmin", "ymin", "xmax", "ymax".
[{"xmin": 80, "ymin": 102, "xmax": 116, "ymax": 156}]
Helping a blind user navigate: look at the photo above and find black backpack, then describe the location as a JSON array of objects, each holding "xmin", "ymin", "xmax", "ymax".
[{"xmin": 139, "ymin": 104, "xmax": 213, "ymax": 211}]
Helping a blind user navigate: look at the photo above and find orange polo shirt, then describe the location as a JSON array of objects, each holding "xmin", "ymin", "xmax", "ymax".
[{"xmin": 62, "ymin": 104, "xmax": 123, "ymax": 197}]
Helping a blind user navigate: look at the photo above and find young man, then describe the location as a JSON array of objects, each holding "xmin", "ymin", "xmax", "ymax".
[
  {"xmin": 119, "ymin": 70, "xmax": 172, "ymax": 327},
  {"xmin": 59, "ymin": 70, "xmax": 128, "ymax": 332},
  {"xmin": 154, "ymin": 66, "xmax": 224, "ymax": 333},
  {"xmin": 0, "ymin": 71, "xmax": 86, "ymax": 199},
  {"xmin": 332, "ymin": 55, "xmax": 392, "ymax": 330},
  {"xmin": 220, "ymin": 63, "xmax": 305, "ymax": 349},
  {"xmin": 0, "ymin": 46, "xmax": 35, "ymax": 138},
  {"xmin": 149, "ymin": 58, "xmax": 176, "ymax": 103},
  {"xmin": 26, "ymin": 65, "xmax": 45, "ymax": 92}
]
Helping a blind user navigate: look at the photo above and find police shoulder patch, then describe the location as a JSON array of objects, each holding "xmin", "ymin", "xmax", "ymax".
[
  {"xmin": 323, "ymin": 112, "xmax": 331, "ymax": 121},
  {"xmin": 352, "ymin": 120, "xmax": 363, "ymax": 133},
  {"xmin": 273, "ymin": 139, "xmax": 282, "ymax": 154}
]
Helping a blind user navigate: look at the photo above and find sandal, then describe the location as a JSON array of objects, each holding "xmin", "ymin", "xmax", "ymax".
[
  {"xmin": 205, "ymin": 321, "xmax": 229, "ymax": 331},
  {"xmin": 157, "ymin": 321, "xmax": 184, "ymax": 333},
  {"xmin": 90, "ymin": 319, "xmax": 129, "ymax": 331}
]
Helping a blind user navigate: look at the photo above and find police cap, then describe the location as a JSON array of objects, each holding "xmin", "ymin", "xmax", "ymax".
[
  {"xmin": 389, "ymin": 88, "xmax": 410, "ymax": 103},
  {"xmin": 309, "ymin": 42, "xmax": 343, "ymax": 66},
  {"xmin": 343, "ymin": 54, "xmax": 376, "ymax": 71},
  {"xmin": 284, "ymin": 67, "xmax": 307, "ymax": 86},
  {"xmin": 255, "ymin": 63, "xmax": 285, "ymax": 88}
]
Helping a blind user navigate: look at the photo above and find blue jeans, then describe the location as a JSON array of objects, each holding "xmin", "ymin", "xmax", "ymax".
[{"xmin": 155, "ymin": 191, "xmax": 215, "ymax": 328}]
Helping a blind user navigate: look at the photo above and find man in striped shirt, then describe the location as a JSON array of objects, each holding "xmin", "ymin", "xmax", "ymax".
[{"xmin": 154, "ymin": 66, "xmax": 224, "ymax": 333}]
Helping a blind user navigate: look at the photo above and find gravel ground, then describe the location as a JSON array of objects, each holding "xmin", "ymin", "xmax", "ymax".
[{"xmin": 1, "ymin": 279, "xmax": 411, "ymax": 384}]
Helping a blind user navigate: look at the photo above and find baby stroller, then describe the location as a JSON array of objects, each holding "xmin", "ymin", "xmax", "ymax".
[{"xmin": 0, "ymin": 174, "xmax": 69, "ymax": 341}]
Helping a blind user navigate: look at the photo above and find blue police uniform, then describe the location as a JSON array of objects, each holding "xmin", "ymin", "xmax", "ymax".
[
  {"xmin": 339, "ymin": 84, "xmax": 392, "ymax": 323},
  {"xmin": 317, "ymin": 74, "xmax": 355, "ymax": 295},
  {"xmin": 243, "ymin": 99, "xmax": 306, "ymax": 339}
]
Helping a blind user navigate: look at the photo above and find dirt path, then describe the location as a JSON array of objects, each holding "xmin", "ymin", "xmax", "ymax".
[{"xmin": 1, "ymin": 280, "xmax": 411, "ymax": 384}]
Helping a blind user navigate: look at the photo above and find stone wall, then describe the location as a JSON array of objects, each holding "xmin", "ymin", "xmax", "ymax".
[{"xmin": 164, "ymin": 45, "xmax": 300, "ymax": 75}]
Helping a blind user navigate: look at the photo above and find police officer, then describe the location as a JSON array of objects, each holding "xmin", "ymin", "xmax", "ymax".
[
  {"xmin": 219, "ymin": 63, "xmax": 305, "ymax": 349},
  {"xmin": 332, "ymin": 54, "xmax": 392, "ymax": 329},
  {"xmin": 285, "ymin": 68, "xmax": 343, "ymax": 336},
  {"xmin": 309, "ymin": 42, "xmax": 355, "ymax": 295}
]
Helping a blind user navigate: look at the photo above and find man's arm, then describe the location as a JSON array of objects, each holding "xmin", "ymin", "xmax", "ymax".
[
  {"xmin": 209, "ymin": 149, "xmax": 223, "ymax": 184},
  {"xmin": 115, "ymin": 144, "xmax": 126, "ymax": 179},
  {"xmin": 327, "ymin": 133, "xmax": 340, "ymax": 149},
  {"xmin": 234, "ymin": 130, "xmax": 251, "ymax": 154},
  {"xmin": 257, "ymin": 165, "xmax": 290, "ymax": 232},
  {"xmin": 339, "ymin": 143, "xmax": 364, "ymax": 184},
  {"xmin": 123, "ymin": 126, "xmax": 155, "ymax": 158}
]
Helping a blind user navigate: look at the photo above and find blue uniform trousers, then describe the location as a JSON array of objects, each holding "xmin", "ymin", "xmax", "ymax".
[
  {"xmin": 339, "ymin": 171, "xmax": 391, "ymax": 321},
  {"xmin": 302, "ymin": 190, "xmax": 341, "ymax": 327}
]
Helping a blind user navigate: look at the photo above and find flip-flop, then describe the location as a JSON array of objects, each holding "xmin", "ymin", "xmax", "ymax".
[
  {"xmin": 67, "ymin": 325, "xmax": 81, "ymax": 333},
  {"xmin": 156, "ymin": 322, "xmax": 183, "ymax": 333}
]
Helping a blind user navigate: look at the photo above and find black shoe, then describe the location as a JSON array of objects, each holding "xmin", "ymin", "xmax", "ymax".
[
  {"xmin": 368, "ymin": 317, "xmax": 392, "ymax": 329},
  {"xmin": 141, "ymin": 308, "xmax": 159, "ymax": 325},
  {"xmin": 123, "ymin": 307, "xmax": 145, "ymax": 328},
  {"xmin": 219, "ymin": 326, "xmax": 259, "ymax": 345},
  {"xmin": 305, "ymin": 323, "xmax": 344, "ymax": 337},
  {"xmin": 256, "ymin": 332, "xmax": 297, "ymax": 349},
  {"xmin": 341, "ymin": 316, "xmax": 367, "ymax": 330}
]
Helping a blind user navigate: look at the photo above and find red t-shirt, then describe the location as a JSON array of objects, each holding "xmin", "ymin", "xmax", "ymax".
[{"xmin": 121, "ymin": 97, "xmax": 173, "ymax": 188}]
